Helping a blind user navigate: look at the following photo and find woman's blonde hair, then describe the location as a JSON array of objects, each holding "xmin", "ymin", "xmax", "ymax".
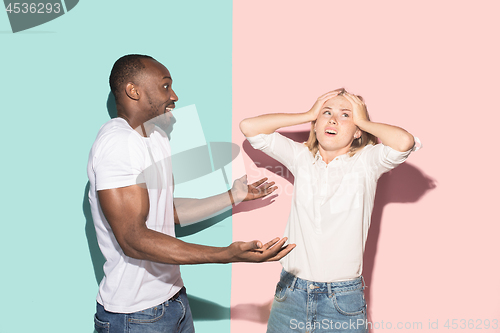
[{"xmin": 305, "ymin": 88, "xmax": 378, "ymax": 157}]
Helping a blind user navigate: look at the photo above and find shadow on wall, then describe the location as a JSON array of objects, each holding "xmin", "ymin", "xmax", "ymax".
[
  {"xmin": 83, "ymin": 182, "xmax": 105, "ymax": 284},
  {"xmin": 363, "ymin": 161, "xmax": 436, "ymax": 312},
  {"xmin": 237, "ymin": 131, "xmax": 437, "ymax": 325},
  {"xmin": 83, "ymin": 93, "xmax": 117, "ymax": 285},
  {"xmin": 106, "ymin": 92, "xmax": 117, "ymax": 119},
  {"xmin": 187, "ymin": 295, "xmax": 230, "ymax": 321},
  {"xmin": 175, "ymin": 211, "xmax": 231, "ymax": 237}
]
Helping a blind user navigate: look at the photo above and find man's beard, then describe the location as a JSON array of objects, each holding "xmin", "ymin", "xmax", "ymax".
[{"xmin": 146, "ymin": 98, "xmax": 173, "ymax": 133}]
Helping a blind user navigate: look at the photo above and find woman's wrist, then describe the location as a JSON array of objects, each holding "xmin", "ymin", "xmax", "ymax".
[
  {"xmin": 303, "ymin": 110, "xmax": 318, "ymax": 123},
  {"xmin": 354, "ymin": 118, "xmax": 371, "ymax": 131}
]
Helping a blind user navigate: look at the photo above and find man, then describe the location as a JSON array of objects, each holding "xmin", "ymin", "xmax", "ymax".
[{"xmin": 87, "ymin": 54, "xmax": 294, "ymax": 333}]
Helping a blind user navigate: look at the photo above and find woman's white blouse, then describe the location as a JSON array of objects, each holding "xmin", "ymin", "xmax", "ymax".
[{"xmin": 247, "ymin": 132, "xmax": 416, "ymax": 282}]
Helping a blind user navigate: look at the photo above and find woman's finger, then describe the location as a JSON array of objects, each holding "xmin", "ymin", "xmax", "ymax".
[{"xmin": 319, "ymin": 90, "xmax": 340, "ymax": 101}]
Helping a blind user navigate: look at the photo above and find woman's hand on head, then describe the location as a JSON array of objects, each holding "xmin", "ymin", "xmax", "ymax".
[
  {"xmin": 343, "ymin": 92, "xmax": 369, "ymax": 126},
  {"xmin": 306, "ymin": 90, "xmax": 341, "ymax": 121}
]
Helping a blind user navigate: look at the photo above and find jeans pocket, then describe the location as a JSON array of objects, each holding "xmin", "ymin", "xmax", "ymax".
[
  {"xmin": 128, "ymin": 303, "xmax": 165, "ymax": 324},
  {"xmin": 332, "ymin": 288, "xmax": 366, "ymax": 316},
  {"xmin": 274, "ymin": 282, "xmax": 289, "ymax": 302},
  {"xmin": 94, "ymin": 314, "xmax": 110, "ymax": 333}
]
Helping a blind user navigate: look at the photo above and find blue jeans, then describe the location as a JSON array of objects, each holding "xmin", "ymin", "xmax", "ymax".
[
  {"xmin": 94, "ymin": 286, "xmax": 195, "ymax": 333},
  {"xmin": 267, "ymin": 270, "xmax": 367, "ymax": 333}
]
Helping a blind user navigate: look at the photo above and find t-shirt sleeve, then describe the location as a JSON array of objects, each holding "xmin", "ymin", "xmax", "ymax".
[
  {"xmin": 246, "ymin": 132, "xmax": 305, "ymax": 175},
  {"xmin": 93, "ymin": 130, "xmax": 147, "ymax": 191}
]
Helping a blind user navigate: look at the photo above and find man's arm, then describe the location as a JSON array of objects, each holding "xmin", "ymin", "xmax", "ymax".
[
  {"xmin": 98, "ymin": 184, "xmax": 293, "ymax": 265},
  {"xmin": 173, "ymin": 176, "xmax": 276, "ymax": 225}
]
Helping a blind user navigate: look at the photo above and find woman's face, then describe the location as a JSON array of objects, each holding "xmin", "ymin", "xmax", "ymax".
[{"xmin": 314, "ymin": 95, "xmax": 361, "ymax": 154}]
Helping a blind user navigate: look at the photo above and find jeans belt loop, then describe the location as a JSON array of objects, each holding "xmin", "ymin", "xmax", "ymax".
[
  {"xmin": 290, "ymin": 276, "xmax": 298, "ymax": 291},
  {"xmin": 169, "ymin": 289, "xmax": 182, "ymax": 301},
  {"xmin": 361, "ymin": 275, "xmax": 367, "ymax": 290},
  {"xmin": 327, "ymin": 282, "xmax": 332, "ymax": 297}
]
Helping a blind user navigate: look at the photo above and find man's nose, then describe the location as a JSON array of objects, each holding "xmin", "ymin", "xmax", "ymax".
[{"xmin": 171, "ymin": 89, "xmax": 179, "ymax": 102}]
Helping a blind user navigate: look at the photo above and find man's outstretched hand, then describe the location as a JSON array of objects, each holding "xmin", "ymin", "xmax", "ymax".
[
  {"xmin": 231, "ymin": 175, "xmax": 277, "ymax": 204},
  {"xmin": 226, "ymin": 237, "xmax": 295, "ymax": 263}
]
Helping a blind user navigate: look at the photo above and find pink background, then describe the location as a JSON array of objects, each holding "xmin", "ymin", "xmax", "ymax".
[{"xmin": 231, "ymin": 1, "xmax": 500, "ymax": 332}]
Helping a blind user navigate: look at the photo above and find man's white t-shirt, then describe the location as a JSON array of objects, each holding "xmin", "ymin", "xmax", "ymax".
[
  {"xmin": 87, "ymin": 117, "xmax": 183, "ymax": 313},
  {"xmin": 247, "ymin": 132, "xmax": 415, "ymax": 282}
]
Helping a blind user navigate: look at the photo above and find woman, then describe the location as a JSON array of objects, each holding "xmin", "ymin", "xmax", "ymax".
[{"xmin": 240, "ymin": 88, "xmax": 420, "ymax": 333}]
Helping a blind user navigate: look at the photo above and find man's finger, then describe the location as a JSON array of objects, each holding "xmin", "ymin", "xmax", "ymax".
[
  {"xmin": 250, "ymin": 183, "xmax": 277, "ymax": 197},
  {"xmin": 260, "ymin": 181, "xmax": 275, "ymax": 190},
  {"xmin": 240, "ymin": 240, "xmax": 263, "ymax": 252},
  {"xmin": 266, "ymin": 244, "xmax": 296, "ymax": 261},
  {"xmin": 252, "ymin": 186, "xmax": 278, "ymax": 199},
  {"xmin": 251, "ymin": 177, "xmax": 268, "ymax": 187},
  {"xmin": 264, "ymin": 237, "xmax": 288, "ymax": 252},
  {"xmin": 265, "ymin": 185, "xmax": 278, "ymax": 194},
  {"xmin": 260, "ymin": 237, "xmax": 281, "ymax": 250},
  {"xmin": 257, "ymin": 182, "xmax": 276, "ymax": 195},
  {"xmin": 272, "ymin": 237, "xmax": 288, "ymax": 249}
]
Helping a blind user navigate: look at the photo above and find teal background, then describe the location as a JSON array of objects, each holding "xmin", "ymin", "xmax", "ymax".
[{"xmin": 0, "ymin": 1, "xmax": 232, "ymax": 332}]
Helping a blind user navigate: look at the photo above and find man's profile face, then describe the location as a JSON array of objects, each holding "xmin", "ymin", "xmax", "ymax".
[{"xmin": 139, "ymin": 59, "xmax": 178, "ymax": 123}]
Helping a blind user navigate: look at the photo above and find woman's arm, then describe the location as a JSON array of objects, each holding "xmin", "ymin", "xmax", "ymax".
[
  {"xmin": 240, "ymin": 91, "xmax": 341, "ymax": 137},
  {"xmin": 344, "ymin": 93, "xmax": 415, "ymax": 152}
]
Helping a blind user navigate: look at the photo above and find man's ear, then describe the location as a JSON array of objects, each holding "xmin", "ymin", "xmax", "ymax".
[{"xmin": 125, "ymin": 82, "xmax": 140, "ymax": 101}]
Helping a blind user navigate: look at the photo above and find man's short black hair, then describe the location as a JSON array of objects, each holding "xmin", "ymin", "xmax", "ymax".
[{"xmin": 109, "ymin": 54, "xmax": 155, "ymax": 98}]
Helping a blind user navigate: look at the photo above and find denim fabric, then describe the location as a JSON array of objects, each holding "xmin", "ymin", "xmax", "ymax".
[
  {"xmin": 94, "ymin": 286, "xmax": 195, "ymax": 333},
  {"xmin": 267, "ymin": 270, "xmax": 367, "ymax": 333}
]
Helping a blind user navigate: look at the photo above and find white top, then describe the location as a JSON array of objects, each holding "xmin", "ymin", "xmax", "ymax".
[
  {"xmin": 87, "ymin": 118, "xmax": 183, "ymax": 313},
  {"xmin": 247, "ymin": 132, "xmax": 415, "ymax": 282}
]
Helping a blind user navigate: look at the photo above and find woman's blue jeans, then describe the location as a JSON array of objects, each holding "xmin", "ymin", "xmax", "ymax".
[
  {"xmin": 267, "ymin": 270, "xmax": 367, "ymax": 333},
  {"xmin": 94, "ymin": 286, "xmax": 195, "ymax": 333}
]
